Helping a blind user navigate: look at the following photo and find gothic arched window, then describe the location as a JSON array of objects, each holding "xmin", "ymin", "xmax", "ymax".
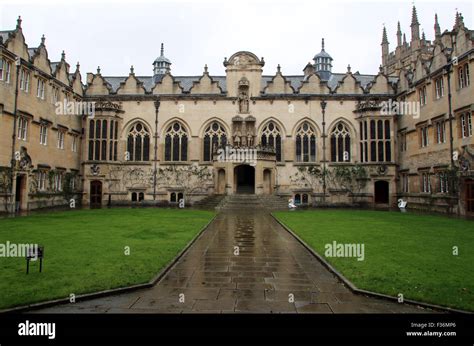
[
  {"xmin": 164, "ymin": 122, "xmax": 188, "ymax": 162},
  {"xmin": 203, "ymin": 122, "xmax": 227, "ymax": 161},
  {"xmin": 295, "ymin": 122, "xmax": 317, "ymax": 162},
  {"xmin": 261, "ymin": 121, "xmax": 282, "ymax": 161},
  {"xmin": 330, "ymin": 122, "xmax": 351, "ymax": 162},
  {"xmin": 127, "ymin": 122, "xmax": 150, "ymax": 161}
]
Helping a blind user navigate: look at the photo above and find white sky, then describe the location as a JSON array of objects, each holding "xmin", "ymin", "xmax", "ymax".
[{"xmin": 1, "ymin": 0, "xmax": 472, "ymax": 79}]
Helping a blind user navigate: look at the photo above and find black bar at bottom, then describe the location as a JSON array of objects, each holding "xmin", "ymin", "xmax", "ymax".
[{"xmin": 0, "ymin": 313, "xmax": 472, "ymax": 345}]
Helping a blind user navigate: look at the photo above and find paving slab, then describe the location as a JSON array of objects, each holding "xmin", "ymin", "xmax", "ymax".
[{"xmin": 35, "ymin": 209, "xmax": 432, "ymax": 313}]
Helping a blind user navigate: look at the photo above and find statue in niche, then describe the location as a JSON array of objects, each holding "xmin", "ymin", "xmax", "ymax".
[
  {"xmin": 233, "ymin": 129, "xmax": 242, "ymax": 146},
  {"xmin": 238, "ymin": 90, "xmax": 249, "ymax": 114},
  {"xmin": 241, "ymin": 135, "xmax": 247, "ymax": 146},
  {"xmin": 247, "ymin": 131, "xmax": 254, "ymax": 147}
]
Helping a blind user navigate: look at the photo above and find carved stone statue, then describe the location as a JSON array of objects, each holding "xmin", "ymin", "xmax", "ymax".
[
  {"xmin": 238, "ymin": 91, "xmax": 249, "ymax": 114},
  {"xmin": 233, "ymin": 130, "xmax": 242, "ymax": 146},
  {"xmin": 247, "ymin": 131, "xmax": 254, "ymax": 147}
]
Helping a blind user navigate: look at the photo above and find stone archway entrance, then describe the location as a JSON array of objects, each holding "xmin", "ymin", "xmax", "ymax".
[
  {"xmin": 234, "ymin": 165, "xmax": 255, "ymax": 194},
  {"xmin": 374, "ymin": 180, "xmax": 389, "ymax": 204}
]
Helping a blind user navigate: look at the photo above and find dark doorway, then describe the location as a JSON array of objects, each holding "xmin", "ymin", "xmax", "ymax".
[
  {"xmin": 15, "ymin": 175, "xmax": 24, "ymax": 211},
  {"xmin": 90, "ymin": 180, "xmax": 102, "ymax": 207},
  {"xmin": 466, "ymin": 180, "xmax": 474, "ymax": 213},
  {"xmin": 374, "ymin": 180, "xmax": 389, "ymax": 204},
  {"xmin": 234, "ymin": 165, "xmax": 255, "ymax": 194}
]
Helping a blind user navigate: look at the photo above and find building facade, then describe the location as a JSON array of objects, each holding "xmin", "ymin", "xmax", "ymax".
[{"xmin": 0, "ymin": 7, "xmax": 473, "ymax": 214}]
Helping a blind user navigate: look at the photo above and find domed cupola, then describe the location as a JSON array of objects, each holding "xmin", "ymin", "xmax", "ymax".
[
  {"xmin": 153, "ymin": 43, "xmax": 172, "ymax": 76},
  {"xmin": 313, "ymin": 38, "xmax": 333, "ymax": 79}
]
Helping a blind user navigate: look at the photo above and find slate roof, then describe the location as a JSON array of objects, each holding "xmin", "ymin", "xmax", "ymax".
[
  {"xmin": 50, "ymin": 62, "xmax": 60, "ymax": 73},
  {"xmin": 0, "ymin": 30, "xmax": 12, "ymax": 43},
  {"xmin": 27, "ymin": 48, "xmax": 37, "ymax": 59},
  {"xmin": 100, "ymin": 72, "xmax": 395, "ymax": 94}
]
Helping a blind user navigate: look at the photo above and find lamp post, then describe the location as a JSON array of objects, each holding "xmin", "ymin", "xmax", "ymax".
[
  {"xmin": 10, "ymin": 56, "xmax": 21, "ymax": 213},
  {"xmin": 442, "ymin": 32, "xmax": 457, "ymax": 194},
  {"xmin": 320, "ymin": 100, "xmax": 327, "ymax": 204},
  {"xmin": 443, "ymin": 49, "xmax": 455, "ymax": 169},
  {"xmin": 153, "ymin": 100, "xmax": 160, "ymax": 201}
]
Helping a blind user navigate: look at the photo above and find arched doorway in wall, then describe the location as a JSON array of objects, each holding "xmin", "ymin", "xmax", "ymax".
[
  {"xmin": 374, "ymin": 180, "xmax": 389, "ymax": 204},
  {"xmin": 234, "ymin": 165, "xmax": 255, "ymax": 194},
  {"xmin": 263, "ymin": 169, "xmax": 272, "ymax": 195},
  {"xmin": 217, "ymin": 169, "xmax": 226, "ymax": 194},
  {"xmin": 90, "ymin": 180, "xmax": 102, "ymax": 207}
]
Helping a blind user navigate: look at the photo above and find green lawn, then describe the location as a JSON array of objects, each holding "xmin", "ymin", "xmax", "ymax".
[
  {"xmin": 273, "ymin": 210, "xmax": 474, "ymax": 311},
  {"xmin": 0, "ymin": 208, "xmax": 215, "ymax": 310}
]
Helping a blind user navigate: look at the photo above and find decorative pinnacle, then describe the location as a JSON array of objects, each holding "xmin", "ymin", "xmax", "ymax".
[
  {"xmin": 411, "ymin": 5, "xmax": 420, "ymax": 26},
  {"xmin": 434, "ymin": 13, "xmax": 441, "ymax": 37},
  {"xmin": 347, "ymin": 64, "xmax": 351, "ymax": 73},
  {"xmin": 41, "ymin": 34, "xmax": 45, "ymax": 45},
  {"xmin": 277, "ymin": 64, "xmax": 281, "ymax": 73},
  {"xmin": 382, "ymin": 26, "xmax": 389, "ymax": 44},
  {"xmin": 97, "ymin": 66, "xmax": 101, "ymax": 74},
  {"xmin": 160, "ymin": 43, "xmax": 164, "ymax": 56},
  {"xmin": 61, "ymin": 50, "xmax": 66, "ymax": 61},
  {"xmin": 321, "ymin": 38, "xmax": 325, "ymax": 50},
  {"xmin": 76, "ymin": 62, "xmax": 80, "ymax": 71},
  {"xmin": 204, "ymin": 64, "xmax": 208, "ymax": 73},
  {"xmin": 17, "ymin": 16, "xmax": 22, "ymax": 29},
  {"xmin": 130, "ymin": 65, "xmax": 134, "ymax": 74}
]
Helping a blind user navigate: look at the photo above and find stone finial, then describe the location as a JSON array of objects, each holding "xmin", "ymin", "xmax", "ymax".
[
  {"xmin": 17, "ymin": 16, "xmax": 22, "ymax": 29},
  {"xmin": 160, "ymin": 43, "xmax": 164, "ymax": 56},
  {"xmin": 130, "ymin": 65, "xmax": 134, "ymax": 74},
  {"xmin": 204, "ymin": 64, "xmax": 208, "ymax": 73},
  {"xmin": 277, "ymin": 64, "xmax": 281, "ymax": 73},
  {"xmin": 347, "ymin": 64, "xmax": 351, "ymax": 73},
  {"xmin": 97, "ymin": 66, "xmax": 101, "ymax": 74},
  {"xmin": 61, "ymin": 50, "xmax": 66, "ymax": 61},
  {"xmin": 76, "ymin": 62, "xmax": 80, "ymax": 71},
  {"xmin": 322, "ymin": 37, "xmax": 325, "ymax": 50},
  {"xmin": 41, "ymin": 34, "xmax": 45, "ymax": 45}
]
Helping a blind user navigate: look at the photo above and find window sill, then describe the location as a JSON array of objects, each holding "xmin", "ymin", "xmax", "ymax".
[{"xmin": 293, "ymin": 162, "xmax": 319, "ymax": 166}]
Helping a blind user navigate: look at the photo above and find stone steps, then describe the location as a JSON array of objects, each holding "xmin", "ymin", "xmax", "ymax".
[
  {"xmin": 193, "ymin": 195, "xmax": 226, "ymax": 210},
  {"xmin": 216, "ymin": 194, "xmax": 290, "ymax": 211}
]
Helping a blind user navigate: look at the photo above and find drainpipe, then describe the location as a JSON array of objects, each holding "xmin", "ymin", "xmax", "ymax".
[{"xmin": 9, "ymin": 56, "xmax": 21, "ymax": 213}]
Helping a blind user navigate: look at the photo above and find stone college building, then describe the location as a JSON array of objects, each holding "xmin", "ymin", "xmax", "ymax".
[{"xmin": 0, "ymin": 7, "xmax": 473, "ymax": 215}]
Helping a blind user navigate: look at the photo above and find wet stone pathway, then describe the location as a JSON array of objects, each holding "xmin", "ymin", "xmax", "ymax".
[{"xmin": 37, "ymin": 210, "xmax": 429, "ymax": 313}]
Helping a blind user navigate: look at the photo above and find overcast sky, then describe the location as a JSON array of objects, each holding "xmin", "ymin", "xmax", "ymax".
[{"xmin": 1, "ymin": 0, "xmax": 472, "ymax": 79}]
